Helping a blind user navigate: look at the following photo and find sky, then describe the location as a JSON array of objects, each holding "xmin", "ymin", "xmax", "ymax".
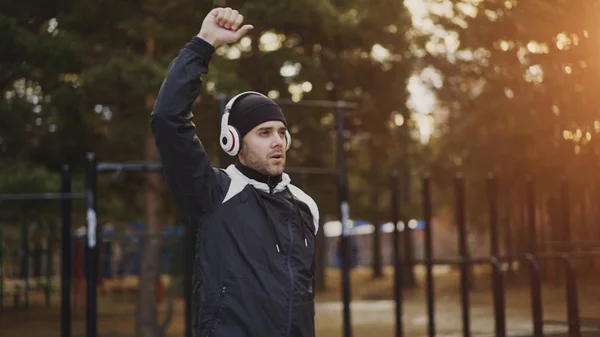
[
  {"xmin": 405, "ymin": 0, "xmax": 443, "ymax": 143},
  {"xmin": 402, "ymin": 0, "xmax": 469, "ymax": 143}
]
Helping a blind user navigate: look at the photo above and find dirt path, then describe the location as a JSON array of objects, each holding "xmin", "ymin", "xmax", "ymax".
[{"xmin": 2, "ymin": 266, "xmax": 599, "ymax": 337}]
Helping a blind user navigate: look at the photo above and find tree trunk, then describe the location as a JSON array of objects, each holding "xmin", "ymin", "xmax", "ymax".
[{"xmin": 135, "ymin": 38, "xmax": 164, "ymax": 337}]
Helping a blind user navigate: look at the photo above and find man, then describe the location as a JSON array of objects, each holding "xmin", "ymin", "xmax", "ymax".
[{"xmin": 151, "ymin": 7, "xmax": 319, "ymax": 337}]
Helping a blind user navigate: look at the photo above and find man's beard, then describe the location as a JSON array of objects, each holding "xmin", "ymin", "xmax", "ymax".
[{"xmin": 239, "ymin": 145, "xmax": 285, "ymax": 176}]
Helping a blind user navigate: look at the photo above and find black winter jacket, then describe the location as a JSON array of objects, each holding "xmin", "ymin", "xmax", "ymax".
[{"xmin": 150, "ymin": 36, "xmax": 320, "ymax": 337}]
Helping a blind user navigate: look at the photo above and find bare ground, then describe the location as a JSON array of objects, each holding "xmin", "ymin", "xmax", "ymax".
[{"xmin": 1, "ymin": 266, "xmax": 600, "ymax": 337}]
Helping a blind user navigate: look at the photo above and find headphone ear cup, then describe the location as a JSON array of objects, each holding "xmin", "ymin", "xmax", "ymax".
[
  {"xmin": 285, "ymin": 130, "xmax": 292, "ymax": 151},
  {"xmin": 220, "ymin": 125, "xmax": 241, "ymax": 156}
]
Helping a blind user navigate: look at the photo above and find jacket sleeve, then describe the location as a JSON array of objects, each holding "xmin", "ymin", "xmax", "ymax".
[{"xmin": 150, "ymin": 36, "xmax": 227, "ymax": 217}]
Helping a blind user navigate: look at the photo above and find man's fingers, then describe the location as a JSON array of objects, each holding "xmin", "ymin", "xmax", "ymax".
[
  {"xmin": 219, "ymin": 7, "xmax": 232, "ymax": 26},
  {"xmin": 215, "ymin": 8, "xmax": 227, "ymax": 25},
  {"xmin": 210, "ymin": 8, "xmax": 221, "ymax": 17},
  {"xmin": 204, "ymin": 7, "xmax": 251, "ymax": 44},
  {"xmin": 231, "ymin": 14, "xmax": 244, "ymax": 31},
  {"xmin": 234, "ymin": 24, "xmax": 254, "ymax": 39},
  {"xmin": 225, "ymin": 10, "xmax": 239, "ymax": 29}
]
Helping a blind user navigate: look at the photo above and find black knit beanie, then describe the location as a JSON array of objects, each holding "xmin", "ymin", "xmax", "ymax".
[{"xmin": 229, "ymin": 94, "xmax": 287, "ymax": 139}]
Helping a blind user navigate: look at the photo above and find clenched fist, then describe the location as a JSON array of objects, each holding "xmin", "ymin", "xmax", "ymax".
[{"xmin": 197, "ymin": 7, "xmax": 254, "ymax": 48}]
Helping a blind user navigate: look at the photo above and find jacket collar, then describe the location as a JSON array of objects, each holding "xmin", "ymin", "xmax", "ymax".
[
  {"xmin": 227, "ymin": 162, "xmax": 290, "ymax": 193},
  {"xmin": 235, "ymin": 162, "xmax": 281, "ymax": 185}
]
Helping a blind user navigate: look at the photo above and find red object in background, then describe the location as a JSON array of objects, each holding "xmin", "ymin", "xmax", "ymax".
[
  {"xmin": 74, "ymin": 240, "xmax": 84, "ymax": 279},
  {"xmin": 156, "ymin": 280, "xmax": 164, "ymax": 303},
  {"xmin": 74, "ymin": 239, "xmax": 86, "ymax": 309}
]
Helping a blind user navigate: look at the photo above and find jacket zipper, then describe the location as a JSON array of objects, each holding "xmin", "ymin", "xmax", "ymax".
[
  {"xmin": 204, "ymin": 286, "xmax": 227, "ymax": 337},
  {"xmin": 266, "ymin": 176, "xmax": 294, "ymax": 337},
  {"xmin": 268, "ymin": 176, "xmax": 275, "ymax": 194}
]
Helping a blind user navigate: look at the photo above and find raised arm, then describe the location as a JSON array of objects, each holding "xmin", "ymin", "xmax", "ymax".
[{"xmin": 151, "ymin": 7, "xmax": 253, "ymax": 216}]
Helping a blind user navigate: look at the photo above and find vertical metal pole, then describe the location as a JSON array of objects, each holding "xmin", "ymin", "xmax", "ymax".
[
  {"xmin": 400, "ymin": 175, "xmax": 415, "ymax": 288},
  {"xmin": 85, "ymin": 153, "xmax": 98, "ymax": 337},
  {"xmin": 0, "ymin": 223, "xmax": 3, "ymax": 311},
  {"xmin": 525, "ymin": 175, "xmax": 544, "ymax": 337},
  {"xmin": 369, "ymin": 139, "xmax": 383, "ymax": 279},
  {"xmin": 502, "ymin": 199, "xmax": 514, "ymax": 278},
  {"xmin": 526, "ymin": 176, "xmax": 537, "ymax": 254},
  {"xmin": 527, "ymin": 255, "xmax": 543, "ymax": 337},
  {"xmin": 422, "ymin": 173, "xmax": 435, "ymax": 337},
  {"xmin": 488, "ymin": 173, "xmax": 505, "ymax": 337},
  {"xmin": 564, "ymin": 256, "xmax": 581, "ymax": 337},
  {"xmin": 391, "ymin": 172, "xmax": 403, "ymax": 337},
  {"xmin": 455, "ymin": 173, "xmax": 470, "ymax": 337},
  {"xmin": 315, "ymin": 215, "xmax": 327, "ymax": 292},
  {"xmin": 61, "ymin": 165, "xmax": 72, "ymax": 337},
  {"xmin": 336, "ymin": 104, "xmax": 352, "ymax": 337},
  {"xmin": 560, "ymin": 178, "xmax": 572, "ymax": 253},
  {"xmin": 45, "ymin": 221, "xmax": 54, "ymax": 308},
  {"xmin": 22, "ymin": 220, "xmax": 30, "ymax": 308},
  {"xmin": 402, "ymin": 204, "xmax": 415, "ymax": 288},
  {"xmin": 488, "ymin": 174, "xmax": 499, "ymax": 257}
]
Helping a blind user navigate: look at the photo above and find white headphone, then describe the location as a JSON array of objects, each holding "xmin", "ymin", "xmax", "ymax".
[{"xmin": 220, "ymin": 91, "xmax": 291, "ymax": 156}]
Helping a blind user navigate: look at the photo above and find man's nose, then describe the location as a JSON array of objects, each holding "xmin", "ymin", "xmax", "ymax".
[{"xmin": 271, "ymin": 134, "xmax": 284, "ymax": 148}]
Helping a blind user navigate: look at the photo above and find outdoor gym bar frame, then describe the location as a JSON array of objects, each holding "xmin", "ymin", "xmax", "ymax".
[
  {"xmin": 390, "ymin": 172, "xmax": 595, "ymax": 337},
  {"xmin": 0, "ymin": 165, "xmax": 81, "ymax": 337},
  {"xmin": 82, "ymin": 97, "xmax": 358, "ymax": 337},
  {"xmin": 83, "ymin": 153, "xmax": 168, "ymax": 337}
]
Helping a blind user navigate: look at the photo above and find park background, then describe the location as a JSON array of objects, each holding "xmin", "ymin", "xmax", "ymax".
[{"xmin": 2, "ymin": 0, "xmax": 600, "ymax": 336}]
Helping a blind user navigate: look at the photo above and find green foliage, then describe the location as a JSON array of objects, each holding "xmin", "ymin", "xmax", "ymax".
[
  {"xmin": 0, "ymin": 162, "xmax": 59, "ymax": 222},
  {"xmin": 0, "ymin": 1, "xmax": 93, "ymax": 226},
  {"xmin": 421, "ymin": 0, "xmax": 600, "ymax": 229},
  {"xmin": 0, "ymin": 162, "xmax": 58, "ymax": 193},
  {"xmin": 1, "ymin": 0, "xmax": 415, "ymax": 231}
]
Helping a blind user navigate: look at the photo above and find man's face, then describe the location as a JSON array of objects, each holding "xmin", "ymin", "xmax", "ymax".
[{"xmin": 238, "ymin": 120, "xmax": 287, "ymax": 176}]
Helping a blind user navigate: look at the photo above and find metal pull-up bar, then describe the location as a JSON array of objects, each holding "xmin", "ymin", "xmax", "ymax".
[
  {"xmin": 84, "ymin": 153, "xmax": 195, "ymax": 337},
  {"xmin": 96, "ymin": 162, "xmax": 163, "ymax": 173},
  {"xmin": 272, "ymin": 98, "xmax": 358, "ymax": 109},
  {"xmin": 0, "ymin": 165, "xmax": 79, "ymax": 337},
  {"xmin": 0, "ymin": 192, "xmax": 85, "ymax": 201}
]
